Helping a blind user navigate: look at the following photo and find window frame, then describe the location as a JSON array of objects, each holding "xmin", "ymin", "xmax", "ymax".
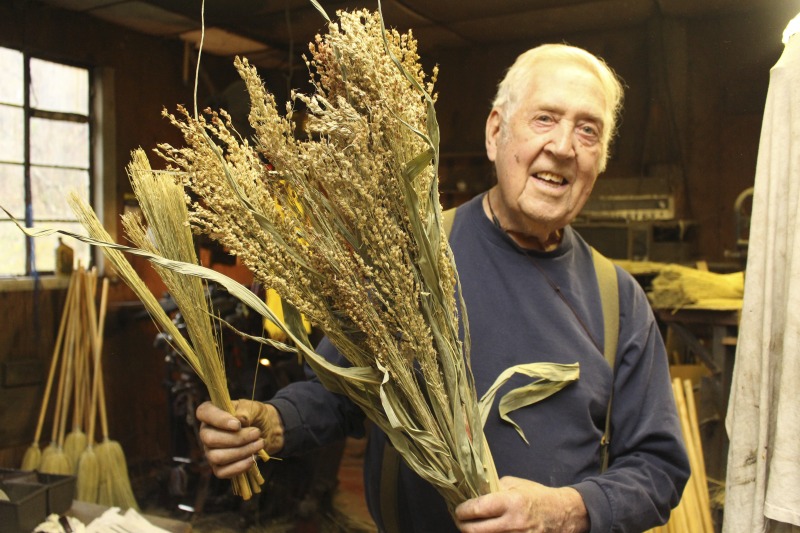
[{"xmin": 0, "ymin": 47, "xmax": 116, "ymax": 291}]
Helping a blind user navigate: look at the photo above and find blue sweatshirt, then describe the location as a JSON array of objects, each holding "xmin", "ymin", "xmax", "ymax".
[{"xmin": 270, "ymin": 193, "xmax": 690, "ymax": 532}]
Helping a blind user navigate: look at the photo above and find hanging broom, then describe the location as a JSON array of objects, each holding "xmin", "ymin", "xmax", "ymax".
[{"xmin": 22, "ymin": 270, "xmax": 79, "ymax": 470}]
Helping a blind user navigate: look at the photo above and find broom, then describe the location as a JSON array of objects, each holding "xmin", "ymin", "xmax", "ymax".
[
  {"xmin": 76, "ymin": 278, "xmax": 107, "ymax": 502},
  {"xmin": 22, "ymin": 270, "xmax": 79, "ymax": 471},
  {"xmin": 64, "ymin": 274, "xmax": 90, "ymax": 471},
  {"xmin": 40, "ymin": 273, "xmax": 80, "ymax": 476},
  {"xmin": 88, "ymin": 277, "xmax": 139, "ymax": 510}
]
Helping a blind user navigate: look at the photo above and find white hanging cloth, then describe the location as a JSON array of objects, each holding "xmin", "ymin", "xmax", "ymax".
[{"xmin": 723, "ymin": 16, "xmax": 800, "ymax": 533}]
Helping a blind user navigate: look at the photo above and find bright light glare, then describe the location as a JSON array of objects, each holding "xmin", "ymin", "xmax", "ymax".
[{"xmin": 259, "ymin": 358, "xmax": 272, "ymax": 367}]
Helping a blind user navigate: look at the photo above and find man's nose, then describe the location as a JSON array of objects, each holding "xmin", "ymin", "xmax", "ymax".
[{"xmin": 545, "ymin": 124, "xmax": 575, "ymax": 159}]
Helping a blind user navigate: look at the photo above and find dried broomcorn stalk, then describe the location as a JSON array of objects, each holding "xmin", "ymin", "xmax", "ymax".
[{"xmin": 154, "ymin": 6, "xmax": 499, "ymax": 511}]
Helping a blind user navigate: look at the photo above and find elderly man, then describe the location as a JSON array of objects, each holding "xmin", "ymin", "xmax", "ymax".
[{"xmin": 197, "ymin": 43, "xmax": 690, "ymax": 532}]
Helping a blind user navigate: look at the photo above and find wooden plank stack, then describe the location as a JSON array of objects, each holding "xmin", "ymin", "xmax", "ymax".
[{"xmin": 646, "ymin": 378, "xmax": 714, "ymax": 533}]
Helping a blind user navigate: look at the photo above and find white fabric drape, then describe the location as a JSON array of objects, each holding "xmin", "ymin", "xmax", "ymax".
[{"xmin": 723, "ymin": 23, "xmax": 800, "ymax": 533}]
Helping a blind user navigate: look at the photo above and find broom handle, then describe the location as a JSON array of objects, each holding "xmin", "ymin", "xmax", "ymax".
[
  {"xmin": 85, "ymin": 279, "xmax": 106, "ymax": 445},
  {"xmin": 57, "ymin": 270, "xmax": 88, "ymax": 446},
  {"xmin": 50, "ymin": 270, "xmax": 82, "ymax": 445},
  {"xmin": 56, "ymin": 308, "xmax": 76, "ymax": 447},
  {"xmin": 72, "ymin": 276, "xmax": 92, "ymax": 433},
  {"xmin": 32, "ymin": 270, "xmax": 78, "ymax": 444},
  {"xmin": 682, "ymin": 379, "xmax": 713, "ymax": 533},
  {"xmin": 77, "ymin": 270, "xmax": 98, "ymax": 438},
  {"xmin": 86, "ymin": 277, "xmax": 111, "ymax": 440}
]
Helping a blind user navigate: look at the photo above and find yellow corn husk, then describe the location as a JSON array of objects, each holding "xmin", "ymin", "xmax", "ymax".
[{"xmin": 265, "ymin": 288, "xmax": 311, "ymax": 341}]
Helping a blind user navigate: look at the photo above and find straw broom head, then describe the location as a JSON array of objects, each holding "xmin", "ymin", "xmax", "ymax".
[
  {"xmin": 64, "ymin": 430, "xmax": 87, "ymax": 472},
  {"xmin": 76, "ymin": 446, "xmax": 99, "ymax": 503},
  {"xmin": 95, "ymin": 439, "xmax": 138, "ymax": 510},
  {"xmin": 122, "ymin": 149, "xmax": 265, "ymax": 500},
  {"xmin": 40, "ymin": 448, "xmax": 72, "ymax": 475},
  {"xmin": 21, "ymin": 445, "xmax": 41, "ymax": 471}
]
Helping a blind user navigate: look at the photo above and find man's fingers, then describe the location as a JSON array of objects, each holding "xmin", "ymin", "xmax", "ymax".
[
  {"xmin": 196, "ymin": 401, "xmax": 241, "ymax": 431},
  {"xmin": 199, "ymin": 424, "xmax": 262, "ymax": 449},
  {"xmin": 205, "ymin": 438, "xmax": 266, "ymax": 478}
]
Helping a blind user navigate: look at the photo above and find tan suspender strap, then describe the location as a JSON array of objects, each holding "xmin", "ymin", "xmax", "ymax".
[
  {"xmin": 591, "ymin": 247, "xmax": 619, "ymax": 472},
  {"xmin": 380, "ymin": 442, "xmax": 402, "ymax": 533}
]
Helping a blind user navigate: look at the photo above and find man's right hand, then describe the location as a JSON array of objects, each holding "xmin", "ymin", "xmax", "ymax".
[{"xmin": 196, "ymin": 400, "xmax": 285, "ymax": 479}]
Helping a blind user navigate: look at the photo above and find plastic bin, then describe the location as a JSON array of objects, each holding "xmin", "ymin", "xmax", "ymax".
[
  {"xmin": 0, "ymin": 481, "xmax": 48, "ymax": 533},
  {"xmin": 5, "ymin": 471, "xmax": 76, "ymax": 515},
  {"xmin": 0, "ymin": 468, "xmax": 37, "ymax": 484}
]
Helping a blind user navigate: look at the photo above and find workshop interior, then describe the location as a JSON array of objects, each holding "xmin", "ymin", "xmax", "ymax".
[{"xmin": 0, "ymin": 0, "xmax": 798, "ymax": 532}]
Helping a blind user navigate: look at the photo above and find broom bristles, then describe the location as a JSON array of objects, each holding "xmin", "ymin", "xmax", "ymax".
[
  {"xmin": 21, "ymin": 444, "xmax": 41, "ymax": 471},
  {"xmin": 76, "ymin": 446, "xmax": 99, "ymax": 502},
  {"xmin": 40, "ymin": 443, "xmax": 58, "ymax": 464},
  {"xmin": 40, "ymin": 448, "xmax": 73, "ymax": 475},
  {"xmin": 64, "ymin": 430, "xmax": 87, "ymax": 473},
  {"xmin": 95, "ymin": 439, "xmax": 138, "ymax": 510}
]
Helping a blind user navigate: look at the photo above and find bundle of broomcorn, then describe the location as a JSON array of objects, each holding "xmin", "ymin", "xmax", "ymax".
[
  {"xmin": 649, "ymin": 264, "xmax": 744, "ymax": 310},
  {"xmin": 147, "ymin": 5, "xmax": 498, "ymax": 511}
]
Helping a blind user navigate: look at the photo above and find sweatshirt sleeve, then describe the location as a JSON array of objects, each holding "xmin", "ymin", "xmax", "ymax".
[
  {"xmin": 268, "ymin": 337, "xmax": 367, "ymax": 457},
  {"xmin": 573, "ymin": 271, "xmax": 691, "ymax": 533}
]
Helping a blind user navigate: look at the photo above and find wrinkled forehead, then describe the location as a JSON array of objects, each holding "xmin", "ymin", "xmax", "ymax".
[{"xmin": 508, "ymin": 60, "xmax": 614, "ymax": 146}]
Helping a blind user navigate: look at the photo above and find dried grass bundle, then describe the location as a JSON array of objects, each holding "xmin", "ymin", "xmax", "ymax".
[
  {"xmin": 121, "ymin": 149, "xmax": 266, "ymax": 500},
  {"xmin": 649, "ymin": 264, "xmax": 744, "ymax": 310},
  {"xmin": 152, "ymin": 4, "xmax": 497, "ymax": 511}
]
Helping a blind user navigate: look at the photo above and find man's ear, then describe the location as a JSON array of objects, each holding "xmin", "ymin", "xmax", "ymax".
[{"xmin": 485, "ymin": 108, "xmax": 502, "ymax": 162}]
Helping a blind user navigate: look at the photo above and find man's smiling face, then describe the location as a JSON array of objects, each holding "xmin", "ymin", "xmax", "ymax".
[{"xmin": 485, "ymin": 58, "xmax": 609, "ymax": 243}]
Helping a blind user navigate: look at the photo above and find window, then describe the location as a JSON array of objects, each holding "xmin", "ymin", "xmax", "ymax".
[{"xmin": 0, "ymin": 46, "xmax": 93, "ymax": 277}]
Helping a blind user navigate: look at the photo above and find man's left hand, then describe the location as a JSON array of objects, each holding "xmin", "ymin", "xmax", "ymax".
[{"xmin": 454, "ymin": 476, "xmax": 590, "ymax": 533}]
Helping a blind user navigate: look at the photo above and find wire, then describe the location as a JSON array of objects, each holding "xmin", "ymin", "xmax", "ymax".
[{"xmin": 193, "ymin": 0, "xmax": 206, "ymax": 120}]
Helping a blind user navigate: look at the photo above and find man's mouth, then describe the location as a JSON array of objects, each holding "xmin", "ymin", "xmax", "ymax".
[{"xmin": 533, "ymin": 172, "xmax": 567, "ymax": 186}]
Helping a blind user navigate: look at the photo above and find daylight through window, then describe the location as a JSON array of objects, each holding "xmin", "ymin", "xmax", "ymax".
[{"xmin": 0, "ymin": 46, "xmax": 92, "ymax": 276}]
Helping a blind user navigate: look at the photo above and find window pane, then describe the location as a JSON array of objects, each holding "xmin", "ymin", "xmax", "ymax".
[
  {"xmin": 30, "ymin": 58, "xmax": 89, "ymax": 115},
  {"xmin": 30, "ymin": 118, "xmax": 89, "ymax": 168},
  {"xmin": 31, "ymin": 167, "xmax": 89, "ymax": 219},
  {"xmin": 0, "ymin": 163, "xmax": 25, "ymax": 219},
  {"xmin": 33, "ymin": 222, "xmax": 90, "ymax": 273},
  {"xmin": 0, "ymin": 221, "xmax": 26, "ymax": 276},
  {"xmin": 0, "ymin": 104, "xmax": 24, "ymax": 163},
  {"xmin": 0, "ymin": 47, "xmax": 23, "ymax": 106}
]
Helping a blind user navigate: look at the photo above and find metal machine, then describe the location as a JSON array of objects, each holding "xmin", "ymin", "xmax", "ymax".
[{"xmin": 572, "ymin": 177, "xmax": 697, "ymax": 262}]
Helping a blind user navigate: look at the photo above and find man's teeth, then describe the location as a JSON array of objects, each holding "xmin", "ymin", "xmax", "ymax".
[{"xmin": 535, "ymin": 172, "xmax": 565, "ymax": 185}]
